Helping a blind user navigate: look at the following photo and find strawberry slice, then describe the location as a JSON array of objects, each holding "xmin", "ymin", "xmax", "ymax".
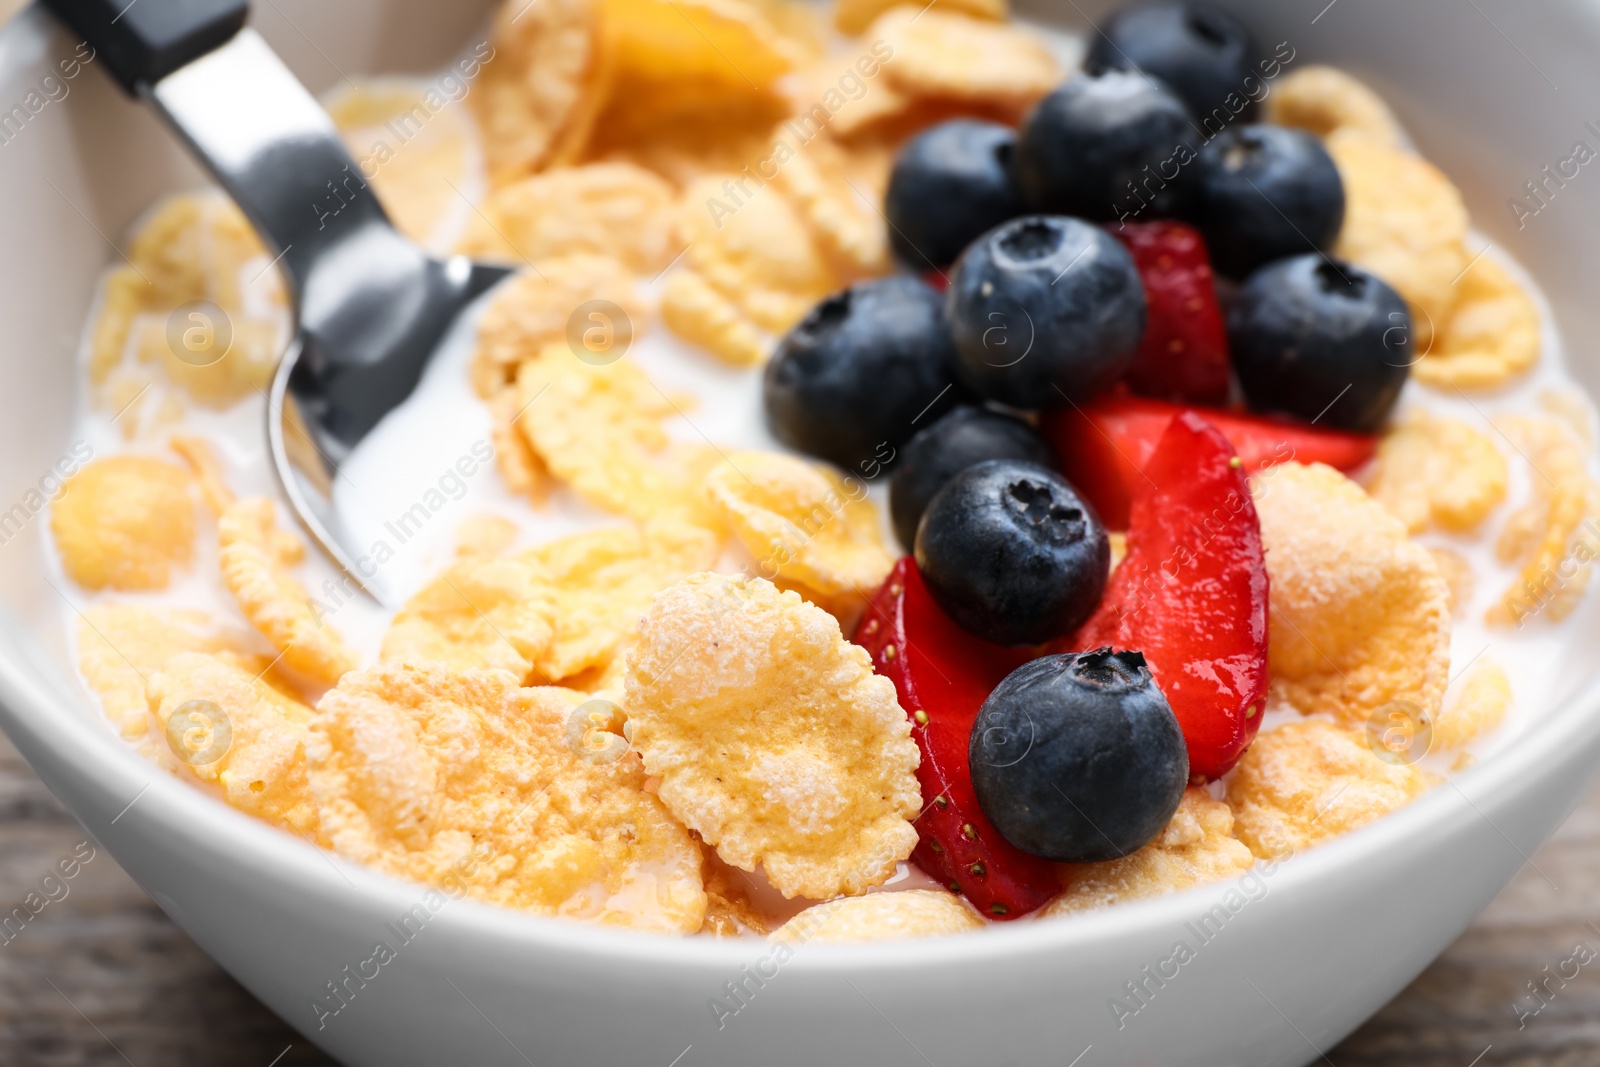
[
  {"xmin": 1111, "ymin": 220, "xmax": 1231, "ymax": 405},
  {"xmin": 855, "ymin": 558, "xmax": 1058, "ymax": 918},
  {"xmin": 1060, "ymin": 412, "xmax": 1269, "ymax": 780},
  {"xmin": 1042, "ymin": 393, "xmax": 1377, "ymax": 529}
]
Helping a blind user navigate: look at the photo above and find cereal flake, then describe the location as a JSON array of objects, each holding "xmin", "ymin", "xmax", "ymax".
[
  {"xmin": 51, "ymin": 456, "xmax": 195, "ymax": 591},
  {"xmin": 624, "ymin": 574, "xmax": 920, "ymax": 899},
  {"xmin": 309, "ymin": 664, "xmax": 705, "ymax": 932}
]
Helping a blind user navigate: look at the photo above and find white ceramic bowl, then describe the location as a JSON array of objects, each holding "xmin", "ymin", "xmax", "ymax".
[{"xmin": 4, "ymin": 1, "xmax": 1600, "ymax": 1063}]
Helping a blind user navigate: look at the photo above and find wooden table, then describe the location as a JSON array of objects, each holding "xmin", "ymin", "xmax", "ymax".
[{"xmin": 1, "ymin": 730, "xmax": 1595, "ymax": 1067}]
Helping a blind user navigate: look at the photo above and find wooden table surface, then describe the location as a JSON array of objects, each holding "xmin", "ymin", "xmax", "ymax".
[{"xmin": 0, "ymin": 730, "xmax": 1596, "ymax": 1066}]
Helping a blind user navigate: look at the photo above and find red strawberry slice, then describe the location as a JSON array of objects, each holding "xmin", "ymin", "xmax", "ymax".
[
  {"xmin": 855, "ymin": 558, "xmax": 1058, "ymax": 918},
  {"xmin": 1112, "ymin": 220, "xmax": 1231, "ymax": 405},
  {"xmin": 1042, "ymin": 393, "xmax": 1377, "ymax": 529},
  {"xmin": 1060, "ymin": 412, "xmax": 1269, "ymax": 780}
]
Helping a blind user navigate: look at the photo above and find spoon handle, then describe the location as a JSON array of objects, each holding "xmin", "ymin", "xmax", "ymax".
[
  {"xmin": 40, "ymin": 0, "xmax": 248, "ymax": 93},
  {"xmin": 40, "ymin": 2, "xmax": 406, "ymax": 313}
]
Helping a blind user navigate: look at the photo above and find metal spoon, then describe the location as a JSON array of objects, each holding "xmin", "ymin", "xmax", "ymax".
[{"xmin": 44, "ymin": 0, "xmax": 512, "ymax": 608}]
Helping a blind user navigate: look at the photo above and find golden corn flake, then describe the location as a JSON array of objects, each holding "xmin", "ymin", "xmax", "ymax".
[
  {"xmin": 455, "ymin": 514, "xmax": 520, "ymax": 559},
  {"xmin": 487, "ymin": 385, "xmax": 553, "ymax": 500},
  {"xmin": 1540, "ymin": 389, "xmax": 1595, "ymax": 447},
  {"xmin": 661, "ymin": 269, "xmax": 770, "ymax": 367},
  {"xmin": 150, "ymin": 652, "xmax": 322, "ymax": 840},
  {"xmin": 52, "ymin": 456, "xmax": 195, "ymax": 591},
  {"xmin": 327, "ymin": 81, "xmax": 478, "ymax": 253},
  {"xmin": 1043, "ymin": 788, "xmax": 1255, "ymax": 916},
  {"xmin": 168, "ymin": 433, "xmax": 237, "ymax": 517},
  {"xmin": 512, "ymin": 345, "xmax": 722, "ymax": 524},
  {"xmin": 471, "ymin": 0, "xmax": 600, "ymax": 183},
  {"xmin": 458, "ymin": 163, "xmax": 678, "ymax": 274},
  {"xmin": 1226, "ymin": 719, "xmax": 1438, "ymax": 859},
  {"xmin": 772, "ymin": 889, "xmax": 982, "ymax": 943},
  {"xmin": 309, "ymin": 664, "xmax": 705, "ymax": 932},
  {"xmin": 380, "ymin": 556, "xmax": 556, "ymax": 681},
  {"xmin": 834, "ymin": 0, "xmax": 1005, "ymax": 36},
  {"xmin": 1427, "ymin": 546, "xmax": 1475, "ymax": 618},
  {"xmin": 1328, "ymin": 129, "xmax": 1468, "ymax": 350},
  {"xmin": 93, "ymin": 193, "xmax": 287, "ymax": 404},
  {"xmin": 219, "ymin": 497, "xmax": 358, "ymax": 686},
  {"xmin": 679, "ymin": 176, "xmax": 840, "ymax": 334},
  {"xmin": 705, "ymin": 451, "xmax": 893, "ymax": 601},
  {"xmin": 133, "ymin": 312, "xmax": 281, "ymax": 409},
  {"xmin": 1367, "ymin": 412, "xmax": 1508, "ymax": 534},
  {"xmin": 625, "ymin": 574, "xmax": 920, "ymax": 899},
  {"xmin": 76, "ymin": 604, "xmax": 252, "ymax": 739},
  {"xmin": 1265, "ymin": 66, "xmax": 1407, "ymax": 150},
  {"xmin": 770, "ymin": 136, "xmax": 890, "ymax": 278},
  {"xmin": 1252, "ymin": 462, "xmax": 1451, "ymax": 726},
  {"xmin": 602, "ymin": 0, "xmax": 817, "ymax": 94},
  {"xmin": 470, "ymin": 256, "xmax": 646, "ymax": 398},
  {"xmin": 871, "ymin": 8, "xmax": 1060, "ymax": 111},
  {"xmin": 700, "ymin": 845, "xmax": 771, "ymax": 936},
  {"xmin": 1433, "ymin": 660, "xmax": 1512, "ymax": 750},
  {"xmin": 1489, "ymin": 415, "xmax": 1600, "ymax": 626},
  {"xmin": 522, "ymin": 516, "xmax": 722, "ymax": 682},
  {"xmin": 1415, "ymin": 256, "xmax": 1541, "ymax": 390}
]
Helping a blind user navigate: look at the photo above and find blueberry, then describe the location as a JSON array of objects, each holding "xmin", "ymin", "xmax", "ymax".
[
  {"xmin": 969, "ymin": 649, "xmax": 1189, "ymax": 862},
  {"xmin": 765, "ymin": 276, "xmax": 960, "ymax": 474},
  {"xmin": 1085, "ymin": 3, "xmax": 1266, "ymax": 131},
  {"xmin": 915, "ymin": 459, "xmax": 1109, "ymax": 645},
  {"xmin": 886, "ymin": 120, "xmax": 1029, "ymax": 272},
  {"xmin": 1228, "ymin": 254, "xmax": 1411, "ymax": 433},
  {"xmin": 1016, "ymin": 71, "xmax": 1198, "ymax": 222},
  {"xmin": 1193, "ymin": 124, "xmax": 1344, "ymax": 277},
  {"xmin": 946, "ymin": 216, "xmax": 1146, "ymax": 408},
  {"xmin": 890, "ymin": 406, "xmax": 1055, "ymax": 550}
]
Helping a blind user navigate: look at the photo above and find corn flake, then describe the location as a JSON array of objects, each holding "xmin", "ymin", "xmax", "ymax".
[
  {"xmin": 1226, "ymin": 719, "xmax": 1438, "ymax": 859},
  {"xmin": 1042, "ymin": 788, "xmax": 1255, "ymax": 916},
  {"xmin": 380, "ymin": 556, "xmax": 556, "ymax": 681},
  {"xmin": 471, "ymin": 0, "xmax": 601, "ymax": 183},
  {"xmin": 76, "ymin": 604, "xmax": 259, "ymax": 740},
  {"xmin": 150, "ymin": 652, "xmax": 323, "ymax": 840},
  {"xmin": 458, "ymin": 163, "xmax": 678, "ymax": 274},
  {"xmin": 1367, "ymin": 412, "xmax": 1508, "ymax": 534},
  {"xmin": 522, "ymin": 516, "xmax": 722, "ymax": 682},
  {"xmin": 1415, "ymin": 256, "xmax": 1541, "ymax": 390},
  {"xmin": 772, "ymin": 889, "xmax": 982, "ymax": 942},
  {"xmin": 327, "ymin": 80, "xmax": 479, "ymax": 253},
  {"xmin": 1252, "ymin": 462, "xmax": 1451, "ymax": 726},
  {"xmin": 512, "ymin": 344, "xmax": 723, "ymax": 524},
  {"xmin": 1489, "ymin": 416, "xmax": 1600, "ymax": 626},
  {"xmin": 1328, "ymin": 129, "xmax": 1468, "ymax": 350},
  {"xmin": 455, "ymin": 514, "xmax": 520, "ymax": 559},
  {"xmin": 700, "ymin": 846, "xmax": 772, "ymax": 936},
  {"xmin": 1434, "ymin": 660, "xmax": 1512, "ymax": 750},
  {"xmin": 834, "ymin": 0, "xmax": 1005, "ymax": 35},
  {"xmin": 679, "ymin": 176, "xmax": 840, "ymax": 334},
  {"xmin": 769, "ymin": 136, "xmax": 890, "ymax": 278},
  {"xmin": 661, "ymin": 269, "xmax": 770, "ymax": 367},
  {"xmin": 870, "ymin": 8, "xmax": 1059, "ymax": 112},
  {"xmin": 92, "ymin": 193, "xmax": 287, "ymax": 404},
  {"xmin": 52, "ymin": 456, "xmax": 195, "ymax": 591},
  {"xmin": 309, "ymin": 664, "xmax": 705, "ymax": 932},
  {"xmin": 625, "ymin": 574, "xmax": 920, "ymax": 899},
  {"xmin": 705, "ymin": 450, "xmax": 893, "ymax": 602},
  {"xmin": 471, "ymin": 256, "xmax": 646, "ymax": 398},
  {"xmin": 1265, "ymin": 66, "xmax": 1407, "ymax": 150},
  {"xmin": 1427, "ymin": 546, "xmax": 1475, "ymax": 618},
  {"xmin": 219, "ymin": 497, "xmax": 358, "ymax": 686}
]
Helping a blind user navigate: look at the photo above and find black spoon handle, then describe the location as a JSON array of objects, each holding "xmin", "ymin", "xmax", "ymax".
[{"xmin": 39, "ymin": 0, "xmax": 249, "ymax": 93}]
